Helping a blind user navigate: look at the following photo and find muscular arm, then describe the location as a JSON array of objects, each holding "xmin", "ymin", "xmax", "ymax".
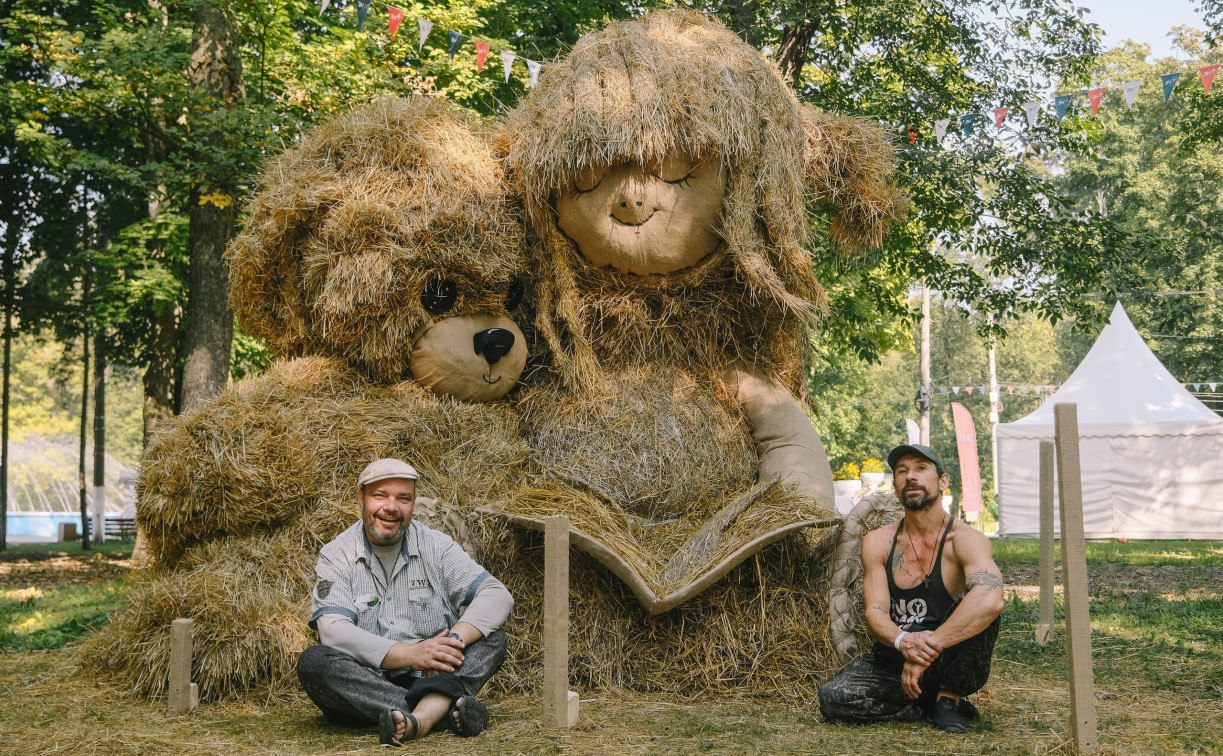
[
  {"xmin": 929, "ymin": 529, "xmax": 1005, "ymax": 650},
  {"xmin": 862, "ymin": 528, "xmax": 903, "ymax": 648}
]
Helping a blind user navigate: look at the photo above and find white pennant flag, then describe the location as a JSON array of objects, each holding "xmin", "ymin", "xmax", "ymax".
[
  {"xmin": 1210, "ymin": 383, "xmax": 1218, "ymax": 391},
  {"xmin": 320, "ymin": 0, "xmax": 329, "ymax": 14},
  {"xmin": 1123, "ymin": 80, "xmax": 1142, "ymax": 109},
  {"xmin": 526, "ymin": 59, "xmax": 541, "ymax": 88},
  {"xmin": 935, "ymin": 119, "xmax": 950, "ymax": 141},
  {"xmin": 417, "ymin": 18, "xmax": 433, "ymax": 52},
  {"xmin": 501, "ymin": 50, "xmax": 515, "ymax": 83},
  {"xmin": 1022, "ymin": 101, "xmax": 1041, "ymax": 128}
]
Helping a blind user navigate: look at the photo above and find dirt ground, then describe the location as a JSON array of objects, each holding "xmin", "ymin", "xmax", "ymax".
[{"xmin": 0, "ymin": 548, "xmax": 136, "ymax": 589}]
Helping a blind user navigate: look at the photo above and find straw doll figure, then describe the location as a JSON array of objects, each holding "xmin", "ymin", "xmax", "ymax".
[
  {"xmin": 85, "ymin": 97, "xmax": 533, "ymax": 700},
  {"xmin": 497, "ymin": 11, "xmax": 906, "ymax": 614}
]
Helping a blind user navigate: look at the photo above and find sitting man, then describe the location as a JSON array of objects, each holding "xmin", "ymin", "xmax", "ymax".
[
  {"xmin": 297, "ymin": 458, "xmax": 514, "ymax": 746},
  {"xmin": 819, "ymin": 444, "xmax": 1004, "ymax": 733}
]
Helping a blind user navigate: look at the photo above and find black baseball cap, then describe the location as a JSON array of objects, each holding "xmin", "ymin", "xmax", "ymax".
[{"xmin": 887, "ymin": 444, "xmax": 945, "ymax": 472}]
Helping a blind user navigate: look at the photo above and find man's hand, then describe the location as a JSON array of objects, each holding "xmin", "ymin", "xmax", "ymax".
[
  {"xmin": 403, "ymin": 630, "xmax": 465, "ymax": 673},
  {"xmin": 898, "ymin": 630, "xmax": 942, "ymax": 667},
  {"xmin": 901, "ymin": 659, "xmax": 928, "ymax": 699}
]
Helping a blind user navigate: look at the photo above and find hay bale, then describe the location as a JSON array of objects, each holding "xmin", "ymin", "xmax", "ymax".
[{"xmin": 827, "ymin": 490, "xmax": 905, "ymax": 664}]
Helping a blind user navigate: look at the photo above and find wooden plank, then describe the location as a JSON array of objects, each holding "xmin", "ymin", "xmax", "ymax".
[
  {"xmin": 1036, "ymin": 440, "xmax": 1056, "ymax": 645},
  {"xmin": 1053, "ymin": 404, "xmax": 1098, "ymax": 753},
  {"xmin": 168, "ymin": 618, "xmax": 197, "ymax": 715},
  {"xmin": 543, "ymin": 515, "xmax": 578, "ymax": 728}
]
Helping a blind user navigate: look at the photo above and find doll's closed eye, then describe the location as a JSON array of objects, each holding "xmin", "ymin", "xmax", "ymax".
[{"xmin": 571, "ymin": 167, "xmax": 605, "ymax": 195}]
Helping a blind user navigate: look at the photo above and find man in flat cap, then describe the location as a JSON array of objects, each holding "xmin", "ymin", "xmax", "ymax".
[
  {"xmin": 297, "ymin": 458, "xmax": 514, "ymax": 746},
  {"xmin": 818, "ymin": 444, "xmax": 1003, "ymax": 733}
]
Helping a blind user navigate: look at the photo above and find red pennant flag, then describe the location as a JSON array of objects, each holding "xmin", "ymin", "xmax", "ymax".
[
  {"xmin": 1089, "ymin": 87, "xmax": 1106, "ymax": 116},
  {"xmin": 1006, "ymin": 386, "xmax": 1014, "ymax": 394},
  {"xmin": 1201, "ymin": 64, "xmax": 1220, "ymax": 94},
  {"xmin": 387, "ymin": 6, "xmax": 404, "ymax": 39},
  {"xmin": 475, "ymin": 41, "xmax": 490, "ymax": 74},
  {"xmin": 965, "ymin": 386, "xmax": 975, "ymax": 394},
  {"xmin": 993, "ymin": 106, "xmax": 1011, "ymax": 131}
]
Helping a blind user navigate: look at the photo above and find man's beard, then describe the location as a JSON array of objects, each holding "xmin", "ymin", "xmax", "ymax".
[{"xmin": 901, "ymin": 488, "xmax": 939, "ymax": 512}]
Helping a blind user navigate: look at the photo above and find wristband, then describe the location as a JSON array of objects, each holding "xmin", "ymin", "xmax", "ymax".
[{"xmin": 893, "ymin": 631, "xmax": 908, "ymax": 650}]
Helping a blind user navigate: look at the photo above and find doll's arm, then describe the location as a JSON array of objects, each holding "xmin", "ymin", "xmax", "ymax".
[{"xmin": 721, "ymin": 363, "xmax": 835, "ymax": 509}]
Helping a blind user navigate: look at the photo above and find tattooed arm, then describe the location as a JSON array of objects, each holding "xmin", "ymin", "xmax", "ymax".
[{"xmin": 930, "ymin": 526, "xmax": 1005, "ymax": 650}]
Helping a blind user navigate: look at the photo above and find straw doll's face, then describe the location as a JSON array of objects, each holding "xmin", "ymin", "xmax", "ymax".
[{"xmin": 554, "ymin": 153, "xmax": 727, "ymax": 275}]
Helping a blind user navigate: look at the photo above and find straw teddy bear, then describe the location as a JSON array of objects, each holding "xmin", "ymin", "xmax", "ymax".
[
  {"xmin": 87, "ymin": 97, "xmax": 533, "ymax": 700},
  {"xmin": 496, "ymin": 11, "xmax": 906, "ymax": 614}
]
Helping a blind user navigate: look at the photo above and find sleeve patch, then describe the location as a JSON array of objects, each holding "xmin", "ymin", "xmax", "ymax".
[{"xmin": 315, "ymin": 579, "xmax": 333, "ymax": 600}]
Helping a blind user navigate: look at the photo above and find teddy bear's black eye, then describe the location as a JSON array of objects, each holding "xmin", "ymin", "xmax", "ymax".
[
  {"xmin": 504, "ymin": 278, "xmax": 524, "ymax": 311},
  {"xmin": 422, "ymin": 278, "xmax": 458, "ymax": 315}
]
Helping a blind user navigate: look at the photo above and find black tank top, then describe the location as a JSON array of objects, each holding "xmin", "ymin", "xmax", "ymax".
[{"xmin": 885, "ymin": 516, "xmax": 956, "ymax": 633}]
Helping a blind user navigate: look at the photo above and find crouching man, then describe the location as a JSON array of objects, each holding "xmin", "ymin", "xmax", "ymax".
[
  {"xmin": 297, "ymin": 458, "xmax": 514, "ymax": 746},
  {"xmin": 819, "ymin": 444, "xmax": 1004, "ymax": 733}
]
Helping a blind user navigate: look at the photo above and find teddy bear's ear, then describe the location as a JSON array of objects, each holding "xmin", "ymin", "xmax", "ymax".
[
  {"xmin": 799, "ymin": 105, "xmax": 909, "ymax": 252},
  {"xmin": 227, "ymin": 145, "xmax": 343, "ymax": 358}
]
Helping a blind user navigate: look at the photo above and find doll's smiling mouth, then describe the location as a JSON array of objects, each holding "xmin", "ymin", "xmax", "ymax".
[
  {"xmin": 482, "ymin": 373, "xmax": 502, "ymax": 385},
  {"xmin": 609, "ymin": 211, "xmax": 656, "ymax": 227}
]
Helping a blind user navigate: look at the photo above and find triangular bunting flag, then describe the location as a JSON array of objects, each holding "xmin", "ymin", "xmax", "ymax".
[
  {"xmin": 1162, "ymin": 72, "xmax": 1181, "ymax": 102},
  {"xmin": 1021, "ymin": 386, "xmax": 1028, "ymax": 394},
  {"xmin": 526, "ymin": 59, "xmax": 541, "ymax": 88},
  {"xmin": 501, "ymin": 50, "xmax": 515, "ymax": 83},
  {"xmin": 1181, "ymin": 382, "xmax": 1188, "ymax": 388},
  {"xmin": 939, "ymin": 387, "xmax": 947, "ymax": 394},
  {"xmin": 952, "ymin": 387, "xmax": 961, "ymax": 395},
  {"xmin": 417, "ymin": 18, "xmax": 433, "ymax": 51},
  {"xmin": 993, "ymin": 106, "xmax": 1010, "ymax": 131},
  {"xmin": 935, "ymin": 119, "xmax": 950, "ymax": 141},
  {"xmin": 1088, "ymin": 87, "xmax": 1106, "ymax": 116},
  {"xmin": 980, "ymin": 386, "xmax": 988, "ymax": 394},
  {"xmin": 448, "ymin": 30, "xmax": 462, "ymax": 60},
  {"xmin": 475, "ymin": 41, "xmax": 490, "ymax": 74},
  {"xmin": 1123, "ymin": 80, "xmax": 1141, "ymax": 109},
  {"xmin": 320, "ymin": 0, "xmax": 330, "ymax": 15},
  {"xmin": 961, "ymin": 113, "xmax": 977, "ymax": 136},
  {"xmin": 1210, "ymin": 383, "xmax": 1218, "ymax": 391},
  {"xmin": 1193, "ymin": 383, "xmax": 1202, "ymax": 391},
  {"xmin": 356, "ymin": 0, "xmax": 371, "ymax": 30},
  {"xmin": 966, "ymin": 386, "xmax": 975, "ymax": 395},
  {"xmin": 1048, "ymin": 385, "xmax": 1056, "ymax": 393},
  {"xmin": 1198, "ymin": 63, "xmax": 1218, "ymax": 94},
  {"xmin": 1022, "ymin": 101, "xmax": 1040, "ymax": 128},
  {"xmin": 1055, "ymin": 94, "xmax": 1073, "ymax": 120},
  {"xmin": 387, "ymin": 6, "xmax": 403, "ymax": 39}
]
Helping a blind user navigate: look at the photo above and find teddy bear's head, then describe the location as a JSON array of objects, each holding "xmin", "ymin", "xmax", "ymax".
[
  {"xmin": 502, "ymin": 11, "xmax": 905, "ymax": 390},
  {"xmin": 228, "ymin": 97, "xmax": 528, "ymax": 401}
]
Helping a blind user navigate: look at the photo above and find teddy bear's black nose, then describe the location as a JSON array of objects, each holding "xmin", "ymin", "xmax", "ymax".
[{"xmin": 473, "ymin": 328, "xmax": 515, "ymax": 366}]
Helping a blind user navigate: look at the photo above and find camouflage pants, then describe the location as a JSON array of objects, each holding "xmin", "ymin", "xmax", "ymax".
[{"xmin": 817, "ymin": 616, "xmax": 1000, "ymax": 724}]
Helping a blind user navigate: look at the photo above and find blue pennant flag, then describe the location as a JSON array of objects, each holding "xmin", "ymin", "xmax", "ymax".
[
  {"xmin": 355, "ymin": 0, "xmax": 371, "ymax": 30},
  {"xmin": 1162, "ymin": 72, "xmax": 1181, "ymax": 102},
  {"xmin": 1055, "ymin": 94, "xmax": 1073, "ymax": 120},
  {"xmin": 961, "ymin": 113, "xmax": 977, "ymax": 136},
  {"xmin": 448, "ymin": 30, "xmax": 462, "ymax": 60}
]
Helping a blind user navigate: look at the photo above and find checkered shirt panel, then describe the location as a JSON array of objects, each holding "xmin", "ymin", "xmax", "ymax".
[{"xmin": 310, "ymin": 520, "xmax": 490, "ymax": 645}]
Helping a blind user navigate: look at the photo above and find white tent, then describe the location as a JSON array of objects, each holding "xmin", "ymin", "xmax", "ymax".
[{"xmin": 997, "ymin": 302, "xmax": 1223, "ymax": 539}]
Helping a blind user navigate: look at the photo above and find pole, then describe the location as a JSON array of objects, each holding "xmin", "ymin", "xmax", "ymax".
[
  {"xmin": 919, "ymin": 282, "xmax": 931, "ymax": 445},
  {"xmin": 92, "ymin": 331, "xmax": 106, "ymax": 543},
  {"xmin": 988, "ymin": 326, "xmax": 999, "ymax": 531},
  {"xmin": 79, "ymin": 268, "xmax": 91, "ymax": 551}
]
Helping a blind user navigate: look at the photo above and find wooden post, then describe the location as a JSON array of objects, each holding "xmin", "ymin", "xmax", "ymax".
[
  {"xmin": 168, "ymin": 618, "xmax": 199, "ymax": 715},
  {"xmin": 543, "ymin": 515, "xmax": 578, "ymax": 728},
  {"xmin": 1036, "ymin": 441, "xmax": 1055, "ymax": 645},
  {"xmin": 1053, "ymin": 404, "xmax": 1098, "ymax": 753},
  {"xmin": 57, "ymin": 522, "xmax": 78, "ymax": 543}
]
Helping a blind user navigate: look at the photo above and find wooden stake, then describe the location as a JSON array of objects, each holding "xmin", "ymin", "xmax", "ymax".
[
  {"xmin": 168, "ymin": 618, "xmax": 199, "ymax": 715},
  {"xmin": 543, "ymin": 515, "xmax": 578, "ymax": 728},
  {"xmin": 1053, "ymin": 404, "xmax": 1098, "ymax": 753},
  {"xmin": 1036, "ymin": 440, "xmax": 1055, "ymax": 645}
]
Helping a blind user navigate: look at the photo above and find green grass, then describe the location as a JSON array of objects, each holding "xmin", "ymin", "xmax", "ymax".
[
  {"xmin": 0, "ymin": 580, "xmax": 126, "ymax": 652},
  {"xmin": 992, "ymin": 538, "xmax": 1223, "ymax": 567},
  {"xmin": 0, "ymin": 538, "xmax": 135, "ymax": 560}
]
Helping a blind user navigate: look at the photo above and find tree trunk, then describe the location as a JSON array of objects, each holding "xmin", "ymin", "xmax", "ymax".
[
  {"xmin": 777, "ymin": 21, "xmax": 819, "ymax": 87},
  {"xmin": 143, "ymin": 304, "xmax": 178, "ymax": 441},
  {"xmin": 180, "ymin": 0, "xmax": 243, "ymax": 412}
]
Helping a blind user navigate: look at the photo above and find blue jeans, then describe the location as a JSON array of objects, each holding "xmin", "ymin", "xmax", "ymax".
[{"xmin": 296, "ymin": 630, "xmax": 508, "ymax": 724}]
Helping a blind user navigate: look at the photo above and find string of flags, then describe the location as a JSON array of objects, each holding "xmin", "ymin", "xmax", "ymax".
[
  {"xmin": 922, "ymin": 64, "xmax": 1222, "ymax": 144},
  {"xmin": 933, "ymin": 381, "xmax": 1219, "ymax": 395},
  {"xmin": 319, "ymin": 0, "xmax": 544, "ymax": 87}
]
